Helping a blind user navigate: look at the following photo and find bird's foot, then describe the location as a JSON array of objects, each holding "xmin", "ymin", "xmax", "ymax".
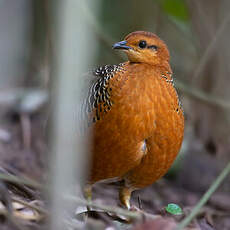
[{"xmin": 83, "ymin": 184, "xmax": 92, "ymax": 211}]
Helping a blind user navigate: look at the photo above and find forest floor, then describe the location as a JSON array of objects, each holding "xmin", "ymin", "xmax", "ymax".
[{"xmin": 0, "ymin": 107, "xmax": 229, "ymax": 230}]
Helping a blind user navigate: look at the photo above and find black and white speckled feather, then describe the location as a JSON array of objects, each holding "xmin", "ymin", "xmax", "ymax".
[
  {"xmin": 160, "ymin": 71, "xmax": 183, "ymax": 113},
  {"xmin": 81, "ymin": 63, "xmax": 125, "ymax": 125}
]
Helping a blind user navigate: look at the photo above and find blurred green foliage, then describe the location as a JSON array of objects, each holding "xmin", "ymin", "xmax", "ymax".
[{"xmin": 157, "ymin": 0, "xmax": 189, "ymax": 22}]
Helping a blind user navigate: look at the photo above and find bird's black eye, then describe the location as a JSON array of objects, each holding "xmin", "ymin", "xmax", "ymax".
[{"xmin": 138, "ymin": 40, "xmax": 147, "ymax": 49}]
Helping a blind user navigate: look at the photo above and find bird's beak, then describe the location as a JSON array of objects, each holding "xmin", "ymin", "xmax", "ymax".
[{"xmin": 112, "ymin": 40, "xmax": 131, "ymax": 50}]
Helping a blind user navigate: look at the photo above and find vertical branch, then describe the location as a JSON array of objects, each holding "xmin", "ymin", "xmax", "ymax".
[{"xmin": 48, "ymin": 0, "xmax": 99, "ymax": 229}]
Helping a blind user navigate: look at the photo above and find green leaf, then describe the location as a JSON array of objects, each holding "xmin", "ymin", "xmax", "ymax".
[
  {"xmin": 165, "ymin": 203, "xmax": 183, "ymax": 215},
  {"xmin": 157, "ymin": 0, "xmax": 189, "ymax": 22}
]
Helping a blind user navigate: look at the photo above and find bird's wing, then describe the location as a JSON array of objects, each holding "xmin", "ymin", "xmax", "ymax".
[{"xmin": 77, "ymin": 64, "xmax": 125, "ymax": 130}]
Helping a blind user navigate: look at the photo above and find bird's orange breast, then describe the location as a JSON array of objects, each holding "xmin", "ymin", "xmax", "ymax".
[{"xmin": 89, "ymin": 62, "xmax": 184, "ymax": 187}]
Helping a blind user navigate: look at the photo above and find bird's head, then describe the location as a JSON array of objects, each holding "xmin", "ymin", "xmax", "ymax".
[{"xmin": 113, "ymin": 31, "xmax": 170, "ymax": 65}]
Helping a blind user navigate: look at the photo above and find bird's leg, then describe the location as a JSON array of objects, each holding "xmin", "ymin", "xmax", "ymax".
[
  {"xmin": 119, "ymin": 186, "xmax": 132, "ymax": 210},
  {"xmin": 83, "ymin": 184, "xmax": 92, "ymax": 211}
]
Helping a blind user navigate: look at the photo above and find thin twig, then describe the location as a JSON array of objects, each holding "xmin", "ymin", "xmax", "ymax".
[
  {"xmin": 175, "ymin": 80, "xmax": 230, "ymax": 110},
  {"xmin": 176, "ymin": 160, "xmax": 230, "ymax": 230},
  {"xmin": 154, "ymin": 1, "xmax": 194, "ymax": 43},
  {"xmin": 68, "ymin": 195, "xmax": 140, "ymax": 219},
  {"xmin": 192, "ymin": 12, "xmax": 230, "ymax": 82},
  {"xmin": 66, "ymin": 195, "xmax": 157, "ymax": 220},
  {"xmin": 0, "ymin": 173, "xmax": 42, "ymax": 190},
  {"xmin": 80, "ymin": 2, "xmax": 124, "ymax": 62}
]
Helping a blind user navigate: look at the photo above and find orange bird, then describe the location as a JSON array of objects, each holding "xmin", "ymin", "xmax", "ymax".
[{"xmin": 83, "ymin": 31, "xmax": 184, "ymax": 209}]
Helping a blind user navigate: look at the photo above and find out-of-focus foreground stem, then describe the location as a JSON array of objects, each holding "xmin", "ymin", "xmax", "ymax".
[
  {"xmin": 176, "ymin": 160, "xmax": 230, "ymax": 230},
  {"xmin": 48, "ymin": 1, "xmax": 98, "ymax": 229}
]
